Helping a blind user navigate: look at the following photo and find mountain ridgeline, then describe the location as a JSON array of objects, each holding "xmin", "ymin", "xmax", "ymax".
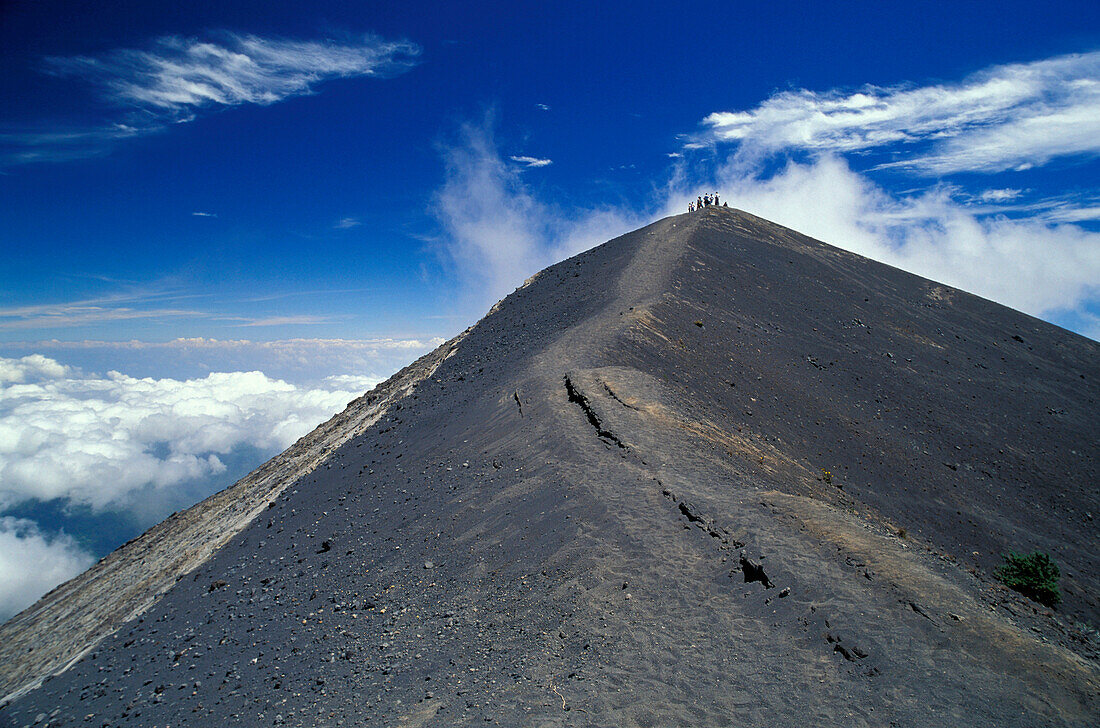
[{"xmin": 2, "ymin": 207, "xmax": 1098, "ymax": 726}]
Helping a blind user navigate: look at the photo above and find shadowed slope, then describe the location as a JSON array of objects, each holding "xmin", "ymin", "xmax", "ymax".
[{"xmin": 2, "ymin": 207, "xmax": 1097, "ymax": 727}]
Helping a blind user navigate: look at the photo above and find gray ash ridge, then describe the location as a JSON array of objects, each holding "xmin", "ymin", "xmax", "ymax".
[{"xmin": 2, "ymin": 207, "xmax": 1098, "ymax": 727}]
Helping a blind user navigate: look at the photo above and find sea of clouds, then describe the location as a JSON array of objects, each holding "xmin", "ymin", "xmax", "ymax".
[{"xmin": 0, "ymin": 350, "xmax": 417, "ymax": 619}]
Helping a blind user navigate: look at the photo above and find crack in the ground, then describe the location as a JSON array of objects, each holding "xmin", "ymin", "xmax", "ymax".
[
  {"xmin": 600, "ymin": 380, "xmax": 640, "ymax": 411},
  {"xmin": 661, "ymin": 488, "xmax": 744, "ymax": 548},
  {"xmin": 563, "ymin": 375, "xmax": 627, "ymax": 449}
]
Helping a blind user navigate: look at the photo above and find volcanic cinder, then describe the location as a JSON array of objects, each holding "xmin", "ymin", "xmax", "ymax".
[{"xmin": 2, "ymin": 207, "xmax": 1098, "ymax": 727}]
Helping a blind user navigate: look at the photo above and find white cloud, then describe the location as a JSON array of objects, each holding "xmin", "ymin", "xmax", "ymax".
[
  {"xmin": 435, "ymin": 119, "xmax": 642, "ymax": 309},
  {"xmin": 192, "ymin": 211, "xmax": 217, "ymax": 217},
  {"xmin": 48, "ymin": 33, "xmax": 420, "ymax": 115},
  {"xmin": 0, "ymin": 292, "xmax": 206, "ymax": 332},
  {"xmin": 0, "ymin": 354, "xmax": 72, "ymax": 384},
  {"xmin": 536, "ymin": 103, "xmax": 551, "ymax": 111},
  {"xmin": 0, "ymin": 517, "xmax": 94, "ymax": 621},
  {"xmin": 673, "ymin": 51, "xmax": 1100, "ymax": 336},
  {"xmin": 0, "ymin": 337, "xmax": 444, "ymax": 385},
  {"xmin": 1040, "ymin": 205, "xmax": 1100, "ymax": 223},
  {"xmin": 0, "ymin": 338, "xmax": 442, "ymax": 616},
  {"xmin": 320, "ymin": 373, "xmax": 387, "ymax": 391},
  {"xmin": 700, "ymin": 51, "xmax": 1100, "ymax": 174},
  {"xmin": 5, "ymin": 32, "xmax": 419, "ymax": 166},
  {"xmin": 0, "ymin": 286, "xmax": 389, "ymax": 333},
  {"xmin": 0, "ymin": 355, "xmax": 385, "ymax": 512},
  {"xmin": 978, "ymin": 188, "xmax": 1024, "ymax": 202},
  {"xmin": 435, "ymin": 116, "xmax": 1099, "ymax": 338},
  {"xmin": 334, "ymin": 217, "xmax": 362, "ymax": 229},
  {"xmin": 509, "ymin": 155, "xmax": 553, "ymax": 168},
  {"xmin": 238, "ymin": 315, "xmax": 334, "ymax": 327},
  {"xmin": 19, "ymin": 336, "xmax": 443, "ymax": 353},
  {"xmin": 676, "ymin": 155, "xmax": 1100, "ymax": 320},
  {"xmin": 0, "ymin": 124, "xmax": 145, "ymax": 165}
]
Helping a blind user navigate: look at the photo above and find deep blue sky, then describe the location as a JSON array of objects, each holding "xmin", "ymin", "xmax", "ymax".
[
  {"xmin": 1, "ymin": 1, "xmax": 1099, "ymax": 619},
  {"xmin": 3, "ymin": 1, "xmax": 1098, "ymax": 344}
]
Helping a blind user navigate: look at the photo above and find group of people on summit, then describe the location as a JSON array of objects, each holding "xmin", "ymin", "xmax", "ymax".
[{"xmin": 688, "ymin": 193, "xmax": 726, "ymax": 212}]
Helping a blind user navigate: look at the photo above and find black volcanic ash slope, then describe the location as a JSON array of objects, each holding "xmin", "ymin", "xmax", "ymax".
[{"xmin": 3, "ymin": 207, "xmax": 1098, "ymax": 727}]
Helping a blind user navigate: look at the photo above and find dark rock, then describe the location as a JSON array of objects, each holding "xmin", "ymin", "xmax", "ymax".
[{"xmin": 739, "ymin": 555, "xmax": 774, "ymax": 589}]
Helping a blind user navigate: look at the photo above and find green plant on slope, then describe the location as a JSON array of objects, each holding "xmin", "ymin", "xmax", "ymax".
[{"xmin": 995, "ymin": 550, "xmax": 1062, "ymax": 607}]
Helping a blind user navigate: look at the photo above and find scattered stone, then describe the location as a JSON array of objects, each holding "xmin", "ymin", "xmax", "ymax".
[
  {"xmin": 739, "ymin": 555, "xmax": 774, "ymax": 589},
  {"xmin": 833, "ymin": 643, "xmax": 868, "ymax": 661},
  {"xmin": 679, "ymin": 502, "xmax": 705, "ymax": 524}
]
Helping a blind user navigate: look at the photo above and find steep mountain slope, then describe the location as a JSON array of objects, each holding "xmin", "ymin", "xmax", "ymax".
[
  {"xmin": 0, "ymin": 336, "xmax": 464, "ymax": 707},
  {"xmin": 3, "ymin": 207, "xmax": 1097, "ymax": 727}
]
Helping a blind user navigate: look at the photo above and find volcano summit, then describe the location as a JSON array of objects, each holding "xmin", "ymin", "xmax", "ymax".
[{"xmin": 2, "ymin": 207, "xmax": 1097, "ymax": 726}]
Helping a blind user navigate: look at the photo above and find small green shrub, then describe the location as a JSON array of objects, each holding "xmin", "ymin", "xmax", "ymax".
[{"xmin": 996, "ymin": 551, "xmax": 1062, "ymax": 607}]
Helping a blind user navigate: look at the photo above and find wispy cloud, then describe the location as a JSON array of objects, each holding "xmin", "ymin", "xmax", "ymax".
[
  {"xmin": 1037, "ymin": 205, "xmax": 1100, "ymax": 224},
  {"xmin": 535, "ymin": 103, "xmax": 551, "ymax": 111},
  {"xmin": 436, "ymin": 108, "xmax": 1099, "ymax": 339},
  {"xmin": 47, "ymin": 32, "xmax": 420, "ymax": 115},
  {"xmin": 977, "ymin": 188, "xmax": 1024, "ymax": 203},
  {"xmin": 7, "ymin": 337, "xmax": 445, "ymax": 353},
  {"xmin": 238, "ymin": 315, "xmax": 334, "ymax": 327},
  {"xmin": 435, "ymin": 118, "xmax": 641, "ymax": 311},
  {"xmin": 0, "ymin": 290, "xmax": 209, "ymax": 332},
  {"xmin": 239, "ymin": 286, "xmax": 375, "ymax": 303},
  {"xmin": 334, "ymin": 216, "xmax": 361, "ymax": 229},
  {"xmin": 665, "ymin": 50, "xmax": 1100, "ymax": 337},
  {"xmin": 0, "ymin": 124, "xmax": 148, "ymax": 165},
  {"xmin": 191, "ymin": 211, "xmax": 217, "ymax": 217},
  {"xmin": 5, "ymin": 32, "xmax": 420, "ymax": 165},
  {"xmin": 509, "ymin": 155, "xmax": 553, "ymax": 168},
  {"xmin": 0, "ymin": 287, "xmax": 371, "ymax": 333},
  {"xmin": 699, "ymin": 51, "xmax": 1100, "ymax": 175}
]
